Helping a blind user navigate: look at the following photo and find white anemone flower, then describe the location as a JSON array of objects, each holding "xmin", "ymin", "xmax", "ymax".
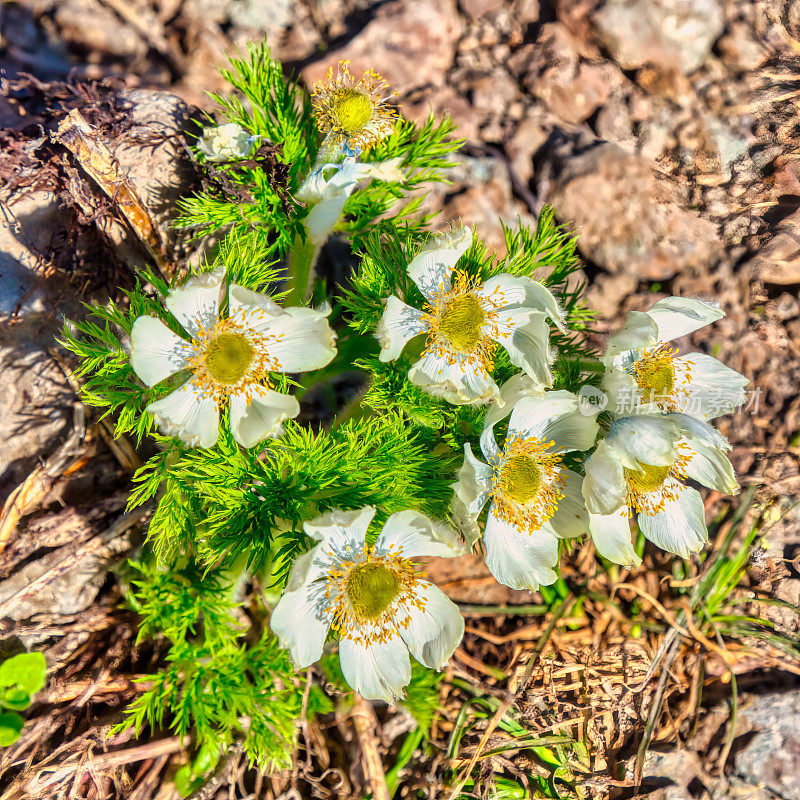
[
  {"xmin": 198, "ymin": 123, "xmax": 261, "ymax": 161},
  {"xmin": 270, "ymin": 507, "xmax": 465, "ymax": 703},
  {"xmin": 582, "ymin": 413, "xmax": 739, "ymax": 566},
  {"xmin": 376, "ymin": 230, "xmax": 567, "ymax": 405},
  {"xmin": 452, "ymin": 390, "xmax": 599, "ymax": 590},
  {"xmin": 602, "ymin": 297, "xmax": 748, "ymax": 421},
  {"xmin": 130, "ymin": 266, "xmax": 336, "ymax": 449},
  {"xmin": 296, "ymin": 156, "xmax": 404, "ymax": 244}
]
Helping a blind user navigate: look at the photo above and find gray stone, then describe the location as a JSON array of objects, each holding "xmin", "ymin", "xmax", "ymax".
[
  {"xmin": 593, "ymin": 0, "xmax": 724, "ymax": 73},
  {"xmin": 735, "ymin": 689, "xmax": 800, "ymax": 799},
  {"xmin": 229, "ymin": 0, "xmax": 295, "ymax": 31}
]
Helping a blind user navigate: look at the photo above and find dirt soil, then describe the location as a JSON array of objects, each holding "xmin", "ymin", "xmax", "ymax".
[{"xmin": 1, "ymin": 0, "xmax": 800, "ymax": 799}]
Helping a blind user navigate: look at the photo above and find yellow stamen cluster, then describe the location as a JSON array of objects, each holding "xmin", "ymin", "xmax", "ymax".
[
  {"xmin": 311, "ymin": 60, "xmax": 397, "ymax": 151},
  {"xmin": 187, "ymin": 311, "xmax": 283, "ymax": 405},
  {"xmin": 492, "ymin": 436, "xmax": 565, "ymax": 532},
  {"xmin": 625, "ymin": 447, "xmax": 692, "ymax": 515},
  {"xmin": 423, "ymin": 271, "xmax": 505, "ymax": 372},
  {"xmin": 323, "ymin": 546, "xmax": 425, "ymax": 646},
  {"xmin": 629, "ymin": 344, "xmax": 690, "ymax": 412}
]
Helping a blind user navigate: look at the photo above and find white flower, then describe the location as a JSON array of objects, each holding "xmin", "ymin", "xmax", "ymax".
[
  {"xmin": 376, "ymin": 230, "xmax": 567, "ymax": 405},
  {"xmin": 582, "ymin": 413, "xmax": 739, "ymax": 566},
  {"xmin": 130, "ymin": 266, "xmax": 336, "ymax": 449},
  {"xmin": 452, "ymin": 390, "xmax": 599, "ymax": 590},
  {"xmin": 602, "ymin": 297, "xmax": 748, "ymax": 421},
  {"xmin": 270, "ymin": 507, "xmax": 465, "ymax": 703},
  {"xmin": 197, "ymin": 123, "xmax": 261, "ymax": 161},
  {"xmin": 296, "ymin": 156, "xmax": 404, "ymax": 244}
]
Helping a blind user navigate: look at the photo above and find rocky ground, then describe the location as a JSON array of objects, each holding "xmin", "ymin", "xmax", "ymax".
[{"xmin": 1, "ymin": 0, "xmax": 800, "ymax": 798}]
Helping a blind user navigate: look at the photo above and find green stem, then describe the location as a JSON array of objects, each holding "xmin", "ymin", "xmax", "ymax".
[
  {"xmin": 569, "ymin": 356, "xmax": 605, "ymax": 373},
  {"xmin": 284, "ymin": 231, "xmax": 319, "ymax": 307}
]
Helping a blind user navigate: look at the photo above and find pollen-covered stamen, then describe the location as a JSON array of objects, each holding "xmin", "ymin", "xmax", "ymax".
[
  {"xmin": 492, "ymin": 437, "xmax": 565, "ymax": 532},
  {"xmin": 625, "ymin": 449, "xmax": 692, "ymax": 515},
  {"xmin": 187, "ymin": 311, "xmax": 283, "ymax": 405},
  {"xmin": 629, "ymin": 344, "xmax": 690, "ymax": 411},
  {"xmin": 423, "ymin": 271, "xmax": 504, "ymax": 370},
  {"xmin": 323, "ymin": 546, "xmax": 426, "ymax": 647}
]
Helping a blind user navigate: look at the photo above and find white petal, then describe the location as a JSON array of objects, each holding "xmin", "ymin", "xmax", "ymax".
[
  {"xmin": 408, "ymin": 350, "xmax": 499, "ymax": 405},
  {"xmin": 353, "ymin": 157, "xmax": 405, "ymax": 183},
  {"xmin": 305, "ymin": 194, "xmax": 349, "ymax": 243},
  {"xmin": 477, "ymin": 274, "xmax": 565, "ymax": 331},
  {"xmin": 166, "ymin": 265, "xmax": 225, "ymax": 338},
  {"xmin": 130, "ymin": 316, "xmax": 191, "ymax": 387},
  {"xmin": 452, "ymin": 443, "xmax": 493, "ymax": 516},
  {"xmin": 638, "ymin": 481, "xmax": 708, "ymax": 558},
  {"xmin": 547, "ymin": 468, "xmax": 589, "ymax": 538},
  {"xmin": 376, "ymin": 296, "xmax": 428, "ymax": 362},
  {"xmin": 304, "ymin": 507, "xmax": 376, "ymax": 547},
  {"xmin": 228, "ymin": 284, "xmax": 285, "ymax": 330},
  {"xmin": 602, "ymin": 367, "xmax": 657, "ymax": 418},
  {"xmin": 483, "ymin": 374, "xmax": 546, "ymax": 429},
  {"xmin": 407, "ymin": 228, "xmax": 472, "ymax": 302},
  {"xmin": 296, "ymin": 163, "xmax": 341, "ymax": 203},
  {"xmin": 491, "ymin": 308, "xmax": 553, "ymax": 387},
  {"xmin": 667, "ymin": 413, "xmax": 731, "ymax": 451},
  {"xmin": 681, "ymin": 438, "xmax": 738, "ymax": 495},
  {"xmin": 482, "ymin": 507, "xmax": 559, "ymax": 590},
  {"xmin": 588, "ymin": 507, "xmax": 641, "ymax": 567},
  {"xmin": 645, "ymin": 296, "xmax": 723, "ymax": 343},
  {"xmin": 606, "ymin": 416, "xmax": 681, "ymax": 468},
  {"xmin": 376, "ymin": 510, "xmax": 465, "ymax": 557},
  {"xmin": 674, "ymin": 353, "xmax": 748, "ymax": 420},
  {"xmin": 339, "ymin": 633, "xmax": 411, "ymax": 702},
  {"xmin": 582, "ymin": 440, "xmax": 627, "ymax": 515},
  {"xmin": 270, "ymin": 583, "xmax": 330, "ymax": 668},
  {"xmin": 261, "ymin": 307, "xmax": 337, "ymax": 372},
  {"xmin": 400, "ymin": 582, "xmax": 464, "ymax": 669},
  {"xmin": 506, "ymin": 390, "xmax": 594, "ymax": 452},
  {"xmin": 604, "ymin": 311, "xmax": 658, "ymax": 359},
  {"xmin": 146, "ymin": 379, "xmax": 219, "ymax": 448},
  {"xmin": 229, "ymin": 387, "xmax": 300, "ymax": 447}
]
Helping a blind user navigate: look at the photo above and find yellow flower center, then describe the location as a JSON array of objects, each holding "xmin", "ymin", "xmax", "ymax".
[
  {"xmin": 630, "ymin": 345, "xmax": 680, "ymax": 406},
  {"xmin": 439, "ymin": 293, "xmax": 486, "ymax": 353},
  {"xmin": 624, "ymin": 462, "xmax": 671, "ymax": 495},
  {"xmin": 204, "ymin": 333, "xmax": 254, "ymax": 384},
  {"xmin": 498, "ymin": 455, "xmax": 542, "ymax": 505},
  {"xmin": 346, "ymin": 562, "xmax": 401, "ymax": 621},
  {"xmin": 333, "ymin": 89, "xmax": 373, "ymax": 133}
]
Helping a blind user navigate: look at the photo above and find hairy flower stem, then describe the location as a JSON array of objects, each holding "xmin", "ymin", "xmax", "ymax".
[
  {"xmin": 284, "ymin": 231, "xmax": 320, "ymax": 307},
  {"xmin": 570, "ymin": 357, "xmax": 605, "ymax": 374}
]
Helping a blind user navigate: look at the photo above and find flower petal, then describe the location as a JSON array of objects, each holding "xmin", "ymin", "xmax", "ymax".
[
  {"xmin": 376, "ymin": 510, "xmax": 465, "ymax": 557},
  {"xmin": 304, "ymin": 507, "xmax": 377, "ymax": 548},
  {"xmin": 407, "ymin": 228, "xmax": 472, "ymax": 302},
  {"xmin": 674, "ymin": 353, "xmax": 748, "ymax": 420},
  {"xmin": 166, "ymin": 265, "xmax": 225, "ymax": 338},
  {"xmin": 547, "ymin": 468, "xmax": 589, "ymax": 538},
  {"xmin": 638, "ymin": 481, "xmax": 708, "ymax": 558},
  {"xmin": 376, "ymin": 296, "xmax": 428, "ymax": 362},
  {"xmin": 602, "ymin": 367, "xmax": 655, "ymax": 417},
  {"xmin": 408, "ymin": 350, "xmax": 499, "ymax": 405},
  {"xmin": 228, "ymin": 284, "xmax": 285, "ymax": 330},
  {"xmin": 604, "ymin": 311, "xmax": 658, "ymax": 359},
  {"xmin": 645, "ymin": 296, "xmax": 723, "ymax": 343},
  {"xmin": 491, "ymin": 308, "xmax": 553, "ymax": 387},
  {"xmin": 146, "ymin": 379, "xmax": 219, "ymax": 448},
  {"xmin": 262, "ymin": 307, "xmax": 337, "ymax": 372},
  {"xmin": 270, "ymin": 580, "xmax": 330, "ymax": 668},
  {"xmin": 588, "ymin": 507, "xmax": 641, "ymax": 567},
  {"xmin": 452, "ymin": 443, "xmax": 494, "ymax": 517},
  {"xmin": 506, "ymin": 389, "xmax": 596, "ymax": 454},
  {"xmin": 305, "ymin": 194, "xmax": 349, "ymax": 243},
  {"xmin": 400, "ymin": 581, "xmax": 464, "ymax": 669},
  {"xmin": 681, "ymin": 438, "xmax": 738, "ymax": 495},
  {"xmin": 130, "ymin": 316, "xmax": 191, "ymax": 387},
  {"xmin": 338, "ymin": 633, "xmax": 411, "ymax": 702},
  {"xmin": 483, "ymin": 506, "xmax": 559, "ymax": 590},
  {"xmin": 582, "ymin": 440, "xmax": 627, "ymax": 515},
  {"xmin": 229, "ymin": 386, "xmax": 300, "ymax": 448},
  {"xmin": 478, "ymin": 274, "xmax": 565, "ymax": 331},
  {"xmin": 606, "ymin": 415, "xmax": 681, "ymax": 468},
  {"xmin": 483, "ymin": 373, "xmax": 546, "ymax": 429}
]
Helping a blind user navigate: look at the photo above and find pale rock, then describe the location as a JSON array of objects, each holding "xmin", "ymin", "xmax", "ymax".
[
  {"xmin": 593, "ymin": 0, "xmax": 724, "ymax": 73},
  {"xmin": 748, "ymin": 209, "xmax": 800, "ymax": 285}
]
